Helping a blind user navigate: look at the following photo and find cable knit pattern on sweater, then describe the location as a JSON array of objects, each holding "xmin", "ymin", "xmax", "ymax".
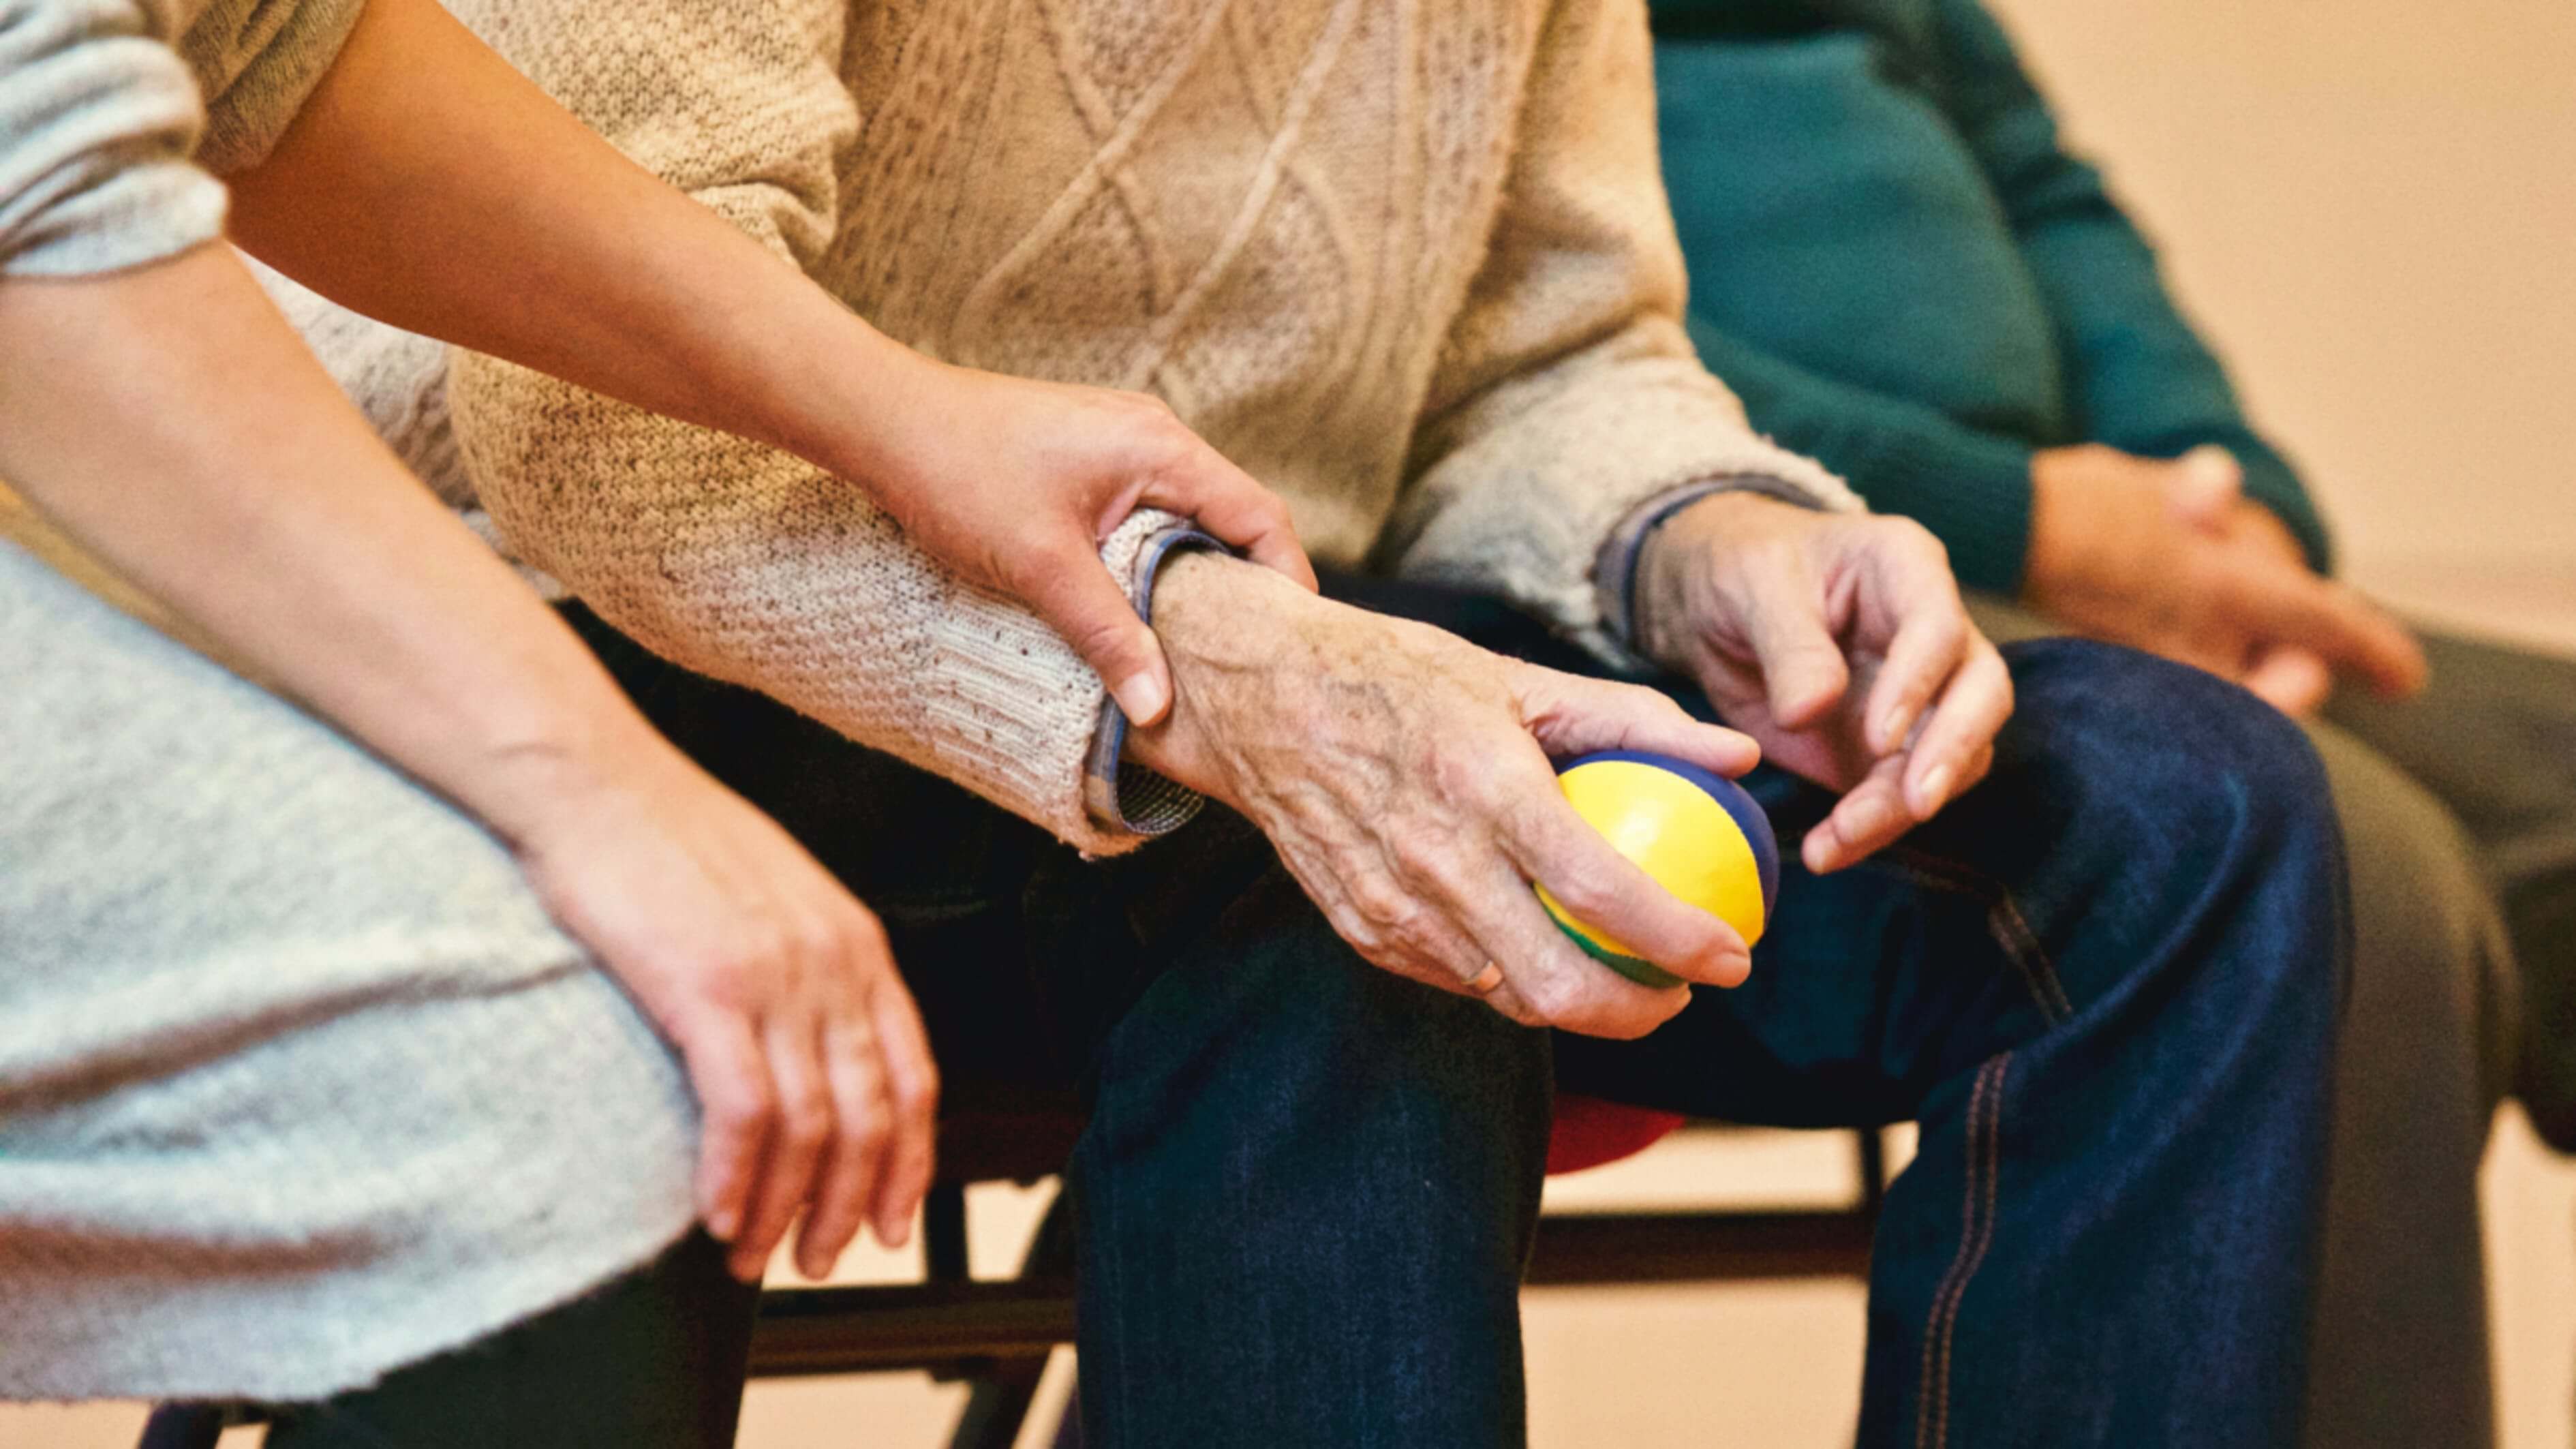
[{"xmin": 290, "ymin": 0, "xmax": 1858, "ymax": 856}]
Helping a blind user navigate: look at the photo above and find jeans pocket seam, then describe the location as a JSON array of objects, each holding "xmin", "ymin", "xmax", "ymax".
[{"xmin": 1882, "ymin": 849, "xmax": 2076, "ymax": 1023}]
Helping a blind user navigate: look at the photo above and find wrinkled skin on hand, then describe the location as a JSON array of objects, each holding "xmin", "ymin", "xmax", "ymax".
[
  {"xmin": 2026, "ymin": 444, "xmax": 2424, "ymax": 716},
  {"xmin": 1127, "ymin": 553, "xmax": 1762, "ymax": 1040},
  {"xmin": 1636, "ymin": 491, "xmax": 2014, "ymax": 874}
]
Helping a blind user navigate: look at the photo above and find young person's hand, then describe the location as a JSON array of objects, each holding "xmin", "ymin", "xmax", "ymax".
[
  {"xmin": 497, "ymin": 743, "xmax": 939, "ymax": 1285},
  {"xmin": 230, "ymin": 0, "xmax": 1314, "ymax": 733},
  {"xmin": 1635, "ymin": 492, "xmax": 2013, "ymax": 874},
  {"xmin": 0, "ymin": 243, "xmax": 938, "ymax": 1289},
  {"xmin": 2025, "ymin": 444, "xmax": 2423, "ymax": 715},
  {"xmin": 838, "ymin": 363, "xmax": 1317, "ymax": 727},
  {"xmin": 1125, "ymin": 553, "xmax": 1760, "ymax": 1040}
]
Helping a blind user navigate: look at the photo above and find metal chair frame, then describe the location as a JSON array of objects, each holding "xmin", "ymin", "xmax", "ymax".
[{"xmin": 142, "ymin": 1123, "xmax": 1886, "ymax": 1449}]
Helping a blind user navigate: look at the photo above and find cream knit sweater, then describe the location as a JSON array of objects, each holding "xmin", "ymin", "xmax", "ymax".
[{"xmin": 292, "ymin": 0, "xmax": 1857, "ymax": 855}]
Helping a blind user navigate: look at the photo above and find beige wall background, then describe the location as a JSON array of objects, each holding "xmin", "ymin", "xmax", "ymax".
[
  {"xmin": 10, "ymin": 4, "xmax": 2575, "ymax": 1447},
  {"xmin": 1982, "ymin": 0, "xmax": 2576, "ymax": 605}
]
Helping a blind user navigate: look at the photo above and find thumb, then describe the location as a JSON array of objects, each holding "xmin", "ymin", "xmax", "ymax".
[
  {"xmin": 1019, "ymin": 547, "xmax": 1176, "ymax": 725},
  {"xmin": 2241, "ymin": 644, "xmax": 2333, "ymax": 718},
  {"xmin": 1136, "ymin": 449, "xmax": 1319, "ymax": 593},
  {"xmin": 2164, "ymin": 445, "xmax": 2243, "ymax": 531}
]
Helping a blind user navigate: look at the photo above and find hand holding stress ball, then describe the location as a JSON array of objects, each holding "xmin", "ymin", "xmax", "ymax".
[{"xmin": 1540, "ymin": 752, "xmax": 1779, "ymax": 989}]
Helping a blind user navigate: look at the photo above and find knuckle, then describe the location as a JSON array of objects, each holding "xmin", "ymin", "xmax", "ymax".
[
  {"xmin": 1518, "ymin": 972, "xmax": 1582, "ymax": 1026},
  {"xmin": 847, "ymin": 1112, "xmax": 893, "ymax": 1157},
  {"xmin": 1542, "ymin": 859, "xmax": 1619, "ymax": 923},
  {"xmin": 1345, "ymin": 869, "xmax": 1415, "ymax": 930},
  {"xmin": 780, "ymin": 1090, "xmax": 833, "ymax": 1148},
  {"xmin": 839, "ymin": 907, "xmax": 894, "ymax": 965},
  {"xmin": 709, "ymin": 1078, "xmax": 775, "ymax": 1135},
  {"xmin": 1888, "ymin": 516, "xmax": 1946, "ymax": 558},
  {"xmin": 892, "ymin": 1067, "xmax": 939, "ymax": 1117}
]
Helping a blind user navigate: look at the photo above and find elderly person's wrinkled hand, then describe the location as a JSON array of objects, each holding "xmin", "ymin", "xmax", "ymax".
[
  {"xmin": 1634, "ymin": 491, "xmax": 2014, "ymax": 874},
  {"xmin": 2026, "ymin": 444, "xmax": 2425, "ymax": 716},
  {"xmin": 1124, "ymin": 553, "xmax": 1760, "ymax": 1040}
]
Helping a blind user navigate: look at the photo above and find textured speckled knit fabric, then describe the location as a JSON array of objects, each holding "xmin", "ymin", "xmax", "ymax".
[
  {"xmin": 1, "ymin": 3, "xmax": 703, "ymax": 1401},
  {"xmin": 0, "ymin": 518, "xmax": 701, "ymax": 1403},
  {"xmin": 281, "ymin": 0, "xmax": 1860, "ymax": 857}
]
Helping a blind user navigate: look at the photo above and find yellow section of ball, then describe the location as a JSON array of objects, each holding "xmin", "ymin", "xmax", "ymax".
[{"xmin": 1538, "ymin": 759, "xmax": 1767, "ymax": 959}]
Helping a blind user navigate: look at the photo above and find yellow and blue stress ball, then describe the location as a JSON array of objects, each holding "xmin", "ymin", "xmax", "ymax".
[{"xmin": 1539, "ymin": 750, "xmax": 1780, "ymax": 990}]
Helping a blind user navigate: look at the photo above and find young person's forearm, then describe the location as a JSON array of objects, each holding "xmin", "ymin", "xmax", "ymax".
[
  {"xmin": 225, "ymin": 0, "xmax": 912, "ymax": 485},
  {"xmin": 0, "ymin": 243, "xmax": 672, "ymax": 844}
]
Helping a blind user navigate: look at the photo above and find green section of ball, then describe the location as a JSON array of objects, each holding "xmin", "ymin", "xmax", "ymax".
[{"xmin": 1552, "ymin": 917, "xmax": 1685, "ymax": 990}]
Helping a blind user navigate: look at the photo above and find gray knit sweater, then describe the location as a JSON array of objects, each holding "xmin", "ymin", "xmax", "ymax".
[{"xmin": 0, "ymin": 1, "xmax": 699, "ymax": 1402}]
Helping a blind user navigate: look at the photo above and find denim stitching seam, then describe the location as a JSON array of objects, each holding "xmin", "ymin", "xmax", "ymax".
[
  {"xmin": 1916, "ymin": 1051, "xmax": 2010, "ymax": 1449},
  {"xmin": 1885, "ymin": 849, "xmax": 2075, "ymax": 1022}
]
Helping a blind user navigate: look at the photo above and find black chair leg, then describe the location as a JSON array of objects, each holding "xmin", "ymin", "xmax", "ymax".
[
  {"xmin": 138, "ymin": 1405, "xmax": 229, "ymax": 1449},
  {"xmin": 947, "ymin": 1187, "xmax": 1077, "ymax": 1449}
]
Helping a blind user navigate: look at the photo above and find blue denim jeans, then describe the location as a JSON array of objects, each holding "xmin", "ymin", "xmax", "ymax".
[{"xmin": 565, "ymin": 575, "xmax": 2344, "ymax": 1449}]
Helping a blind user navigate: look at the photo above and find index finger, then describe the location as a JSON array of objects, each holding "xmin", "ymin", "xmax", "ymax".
[
  {"xmin": 1899, "ymin": 633, "xmax": 2013, "ymax": 819},
  {"xmin": 1454, "ymin": 851, "xmax": 1691, "ymax": 1039}
]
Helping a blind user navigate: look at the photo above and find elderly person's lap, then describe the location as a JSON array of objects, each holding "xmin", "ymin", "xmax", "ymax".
[{"xmin": 564, "ymin": 573, "xmax": 2343, "ymax": 1448}]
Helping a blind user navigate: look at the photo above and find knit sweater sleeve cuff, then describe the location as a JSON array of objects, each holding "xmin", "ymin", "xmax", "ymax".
[
  {"xmin": 1080, "ymin": 523, "xmax": 1225, "ymax": 840},
  {"xmin": 1591, "ymin": 474, "xmax": 1826, "ymax": 655}
]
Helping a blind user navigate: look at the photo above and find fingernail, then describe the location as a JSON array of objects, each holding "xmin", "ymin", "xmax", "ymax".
[
  {"xmin": 1714, "ymin": 947, "xmax": 1753, "ymax": 985},
  {"xmin": 1113, "ymin": 670, "xmax": 1169, "ymax": 725},
  {"xmin": 1917, "ymin": 764, "xmax": 1954, "ymax": 816},
  {"xmin": 1879, "ymin": 704, "xmax": 1916, "ymax": 753},
  {"xmin": 707, "ymin": 1206, "xmax": 739, "ymax": 1243}
]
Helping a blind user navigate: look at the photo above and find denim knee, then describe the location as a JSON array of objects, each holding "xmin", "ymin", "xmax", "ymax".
[{"xmin": 1990, "ymin": 640, "xmax": 2348, "ymax": 1012}]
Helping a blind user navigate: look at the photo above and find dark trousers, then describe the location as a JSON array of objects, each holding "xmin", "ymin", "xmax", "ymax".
[
  {"xmin": 260, "ymin": 1232, "xmax": 758, "ymax": 1448},
  {"xmin": 287, "ymin": 578, "xmax": 2346, "ymax": 1447}
]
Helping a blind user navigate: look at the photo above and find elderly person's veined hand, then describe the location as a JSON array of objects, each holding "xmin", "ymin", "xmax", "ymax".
[
  {"xmin": 1126, "ymin": 553, "xmax": 1762, "ymax": 1041},
  {"xmin": 1634, "ymin": 492, "xmax": 2017, "ymax": 874},
  {"xmin": 2023, "ymin": 444, "xmax": 2425, "ymax": 717}
]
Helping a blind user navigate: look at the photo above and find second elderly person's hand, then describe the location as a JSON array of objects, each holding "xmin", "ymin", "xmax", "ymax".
[
  {"xmin": 1123, "ymin": 552, "xmax": 1762, "ymax": 1039},
  {"xmin": 1633, "ymin": 492, "xmax": 2014, "ymax": 875},
  {"xmin": 2025, "ymin": 444, "xmax": 2425, "ymax": 715}
]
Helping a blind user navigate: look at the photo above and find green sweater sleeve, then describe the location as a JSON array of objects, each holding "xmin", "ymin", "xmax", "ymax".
[
  {"xmin": 1923, "ymin": 0, "xmax": 2335, "ymax": 574},
  {"xmin": 1683, "ymin": 310, "xmax": 2040, "ymax": 594}
]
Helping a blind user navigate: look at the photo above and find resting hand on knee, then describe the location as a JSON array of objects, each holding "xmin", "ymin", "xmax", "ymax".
[
  {"xmin": 1124, "ymin": 553, "xmax": 1760, "ymax": 1039},
  {"xmin": 503, "ymin": 745, "xmax": 940, "ymax": 1284},
  {"xmin": 1634, "ymin": 492, "xmax": 2014, "ymax": 874}
]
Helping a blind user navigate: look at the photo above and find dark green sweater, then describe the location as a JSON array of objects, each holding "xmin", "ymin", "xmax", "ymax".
[{"xmin": 1649, "ymin": 0, "xmax": 2331, "ymax": 592}]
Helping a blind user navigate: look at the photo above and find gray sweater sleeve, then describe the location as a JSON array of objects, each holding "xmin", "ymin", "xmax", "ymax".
[{"xmin": 1, "ymin": 0, "xmax": 359, "ymax": 279}]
